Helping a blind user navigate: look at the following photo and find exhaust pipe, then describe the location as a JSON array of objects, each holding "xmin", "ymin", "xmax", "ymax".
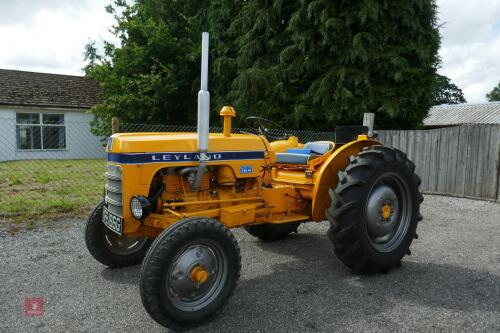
[
  {"xmin": 193, "ymin": 32, "xmax": 210, "ymax": 190},
  {"xmin": 198, "ymin": 32, "xmax": 210, "ymax": 155}
]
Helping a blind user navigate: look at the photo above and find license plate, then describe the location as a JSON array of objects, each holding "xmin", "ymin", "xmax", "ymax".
[{"xmin": 102, "ymin": 205, "xmax": 123, "ymax": 235}]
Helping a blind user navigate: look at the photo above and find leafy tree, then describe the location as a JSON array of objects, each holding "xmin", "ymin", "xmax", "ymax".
[
  {"xmin": 433, "ymin": 74, "xmax": 466, "ymax": 105},
  {"xmin": 84, "ymin": 0, "xmax": 208, "ymax": 135},
  {"xmin": 486, "ymin": 81, "xmax": 500, "ymax": 101}
]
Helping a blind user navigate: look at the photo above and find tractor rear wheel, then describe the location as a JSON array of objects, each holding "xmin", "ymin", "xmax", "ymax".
[
  {"xmin": 244, "ymin": 222, "xmax": 301, "ymax": 241},
  {"xmin": 140, "ymin": 217, "xmax": 241, "ymax": 330},
  {"xmin": 326, "ymin": 145, "xmax": 423, "ymax": 273},
  {"xmin": 85, "ymin": 201, "xmax": 151, "ymax": 268}
]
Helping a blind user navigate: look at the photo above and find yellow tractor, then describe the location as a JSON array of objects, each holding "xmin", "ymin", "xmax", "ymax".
[{"xmin": 85, "ymin": 33, "xmax": 422, "ymax": 330}]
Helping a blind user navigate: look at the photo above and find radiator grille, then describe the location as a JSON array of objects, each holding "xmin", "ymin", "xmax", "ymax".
[{"xmin": 105, "ymin": 164, "xmax": 123, "ymax": 216}]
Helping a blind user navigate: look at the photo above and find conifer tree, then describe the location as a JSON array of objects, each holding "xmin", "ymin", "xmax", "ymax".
[{"xmin": 216, "ymin": 0, "xmax": 440, "ymax": 129}]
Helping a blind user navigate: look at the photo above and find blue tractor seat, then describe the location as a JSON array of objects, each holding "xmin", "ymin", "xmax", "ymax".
[{"xmin": 275, "ymin": 142, "xmax": 332, "ymax": 165}]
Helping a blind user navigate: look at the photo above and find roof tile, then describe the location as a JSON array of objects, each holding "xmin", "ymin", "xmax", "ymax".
[{"xmin": 0, "ymin": 69, "xmax": 103, "ymax": 109}]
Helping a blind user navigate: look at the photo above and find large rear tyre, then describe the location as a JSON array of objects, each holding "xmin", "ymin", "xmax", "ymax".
[
  {"xmin": 139, "ymin": 217, "xmax": 241, "ymax": 331},
  {"xmin": 326, "ymin": 145, "xmax": 423, "ymax": 273},
  {"xmin": 244, "ymin": 222, "xmax": 301, "ymax": 241},
  {"xmin": 85, "ymin": 201, "xmax": 151, "ymax": 268}
]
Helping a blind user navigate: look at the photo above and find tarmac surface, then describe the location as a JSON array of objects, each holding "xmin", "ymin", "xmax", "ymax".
[{"xmin": 1, "ymin": 195, "xmax": 499, "ymax": 332}]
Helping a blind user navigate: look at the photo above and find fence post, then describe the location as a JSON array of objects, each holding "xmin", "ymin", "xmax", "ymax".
[
  {"xmin": 363, "ymin": 113, "xmax": 375, "ymax": 136},
  {"xmin": 112, "ymin": 117, "xmax": 120, "ymax": 134}
]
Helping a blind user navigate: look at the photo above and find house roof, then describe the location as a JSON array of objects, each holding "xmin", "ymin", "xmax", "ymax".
[
  {"xmin": 424, "ymin": 102, "xmax": 500, "ymax": 126},
  {"xmin": 0, "ymin": 69, "xmax": 103, "ymax": 109}
]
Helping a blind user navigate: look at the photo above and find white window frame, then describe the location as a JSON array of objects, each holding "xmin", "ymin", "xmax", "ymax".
[{"xmin": 15, "ymin": 112, "xmax": 67, "ymax": 151}]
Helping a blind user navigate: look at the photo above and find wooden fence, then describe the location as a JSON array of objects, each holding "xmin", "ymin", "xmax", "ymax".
[{"xmin": 378, "ymin": 125, "xmax": 500, "ymax": 201}]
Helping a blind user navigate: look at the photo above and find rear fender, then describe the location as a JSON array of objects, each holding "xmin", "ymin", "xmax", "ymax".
[{"xmin": 310, "ymin": 137, "xmax": 380, "ymax": 221}]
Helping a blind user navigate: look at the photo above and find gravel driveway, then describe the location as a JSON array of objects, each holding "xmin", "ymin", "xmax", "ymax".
[{"xmin": 1, "ymin": 195, "xmax": 499, "ymax": 332}]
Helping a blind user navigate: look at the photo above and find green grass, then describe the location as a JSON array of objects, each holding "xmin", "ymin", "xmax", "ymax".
[{"xmin": 0, "ymin": 159, "xmax": 106, "ymax": 224}]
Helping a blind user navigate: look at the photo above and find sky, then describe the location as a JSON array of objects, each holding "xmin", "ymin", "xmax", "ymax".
[{"xmin": 0, "ymin": 1, "xmax": 499, "ymax": 103}]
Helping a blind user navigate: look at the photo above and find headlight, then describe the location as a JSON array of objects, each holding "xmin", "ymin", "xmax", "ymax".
[{"xmin": 130, "ymin": 196, "xmax": 151, "ymax": 220}]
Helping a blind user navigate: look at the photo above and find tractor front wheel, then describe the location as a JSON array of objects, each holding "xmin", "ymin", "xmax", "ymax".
[
  {"xmin": 326, "ymin": 145, "xmax": 423, "ymax": 273},
  {"xmin": 244, "ymin": 222, "xmax": 301, "ymax": 241},
  {"xmin": 85, "ymin": 201, "xmax": 151, "ymax": 268},
  {"xmin": 139, "ymin": 217, "xmax": 241, "ymax": 330}
]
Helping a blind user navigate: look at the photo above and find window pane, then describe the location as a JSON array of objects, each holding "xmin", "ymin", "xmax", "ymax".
[
  {"xmin": 42, "ymin": 126, "xmax": 66, "ymax": 149},
  {"xmin": 42, "ymin": 114, "xmax": 64, "ymax": 124},
  {"xmin": 16, "ymin": 113, "xmax": 40, "ymax": 124},
  {"xmin": 16, "ymin": 125, "xmax": 41, "ymax": 149}
]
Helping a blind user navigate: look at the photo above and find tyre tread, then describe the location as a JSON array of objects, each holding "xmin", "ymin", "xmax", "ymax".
[
  {"xmin": 325, "ymin": 145, "xmax": 423, "ymax": 274},
  {"xmin": 139, "ymin": 217, "xmax": 241, "ymax": 330},
  {"xmin": 85, "ymin": 201, "xmax": 151, "ymax": 268}
]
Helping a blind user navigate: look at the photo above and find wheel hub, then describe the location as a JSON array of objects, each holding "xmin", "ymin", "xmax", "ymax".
[
  {"xmin": 190, "ymin": 266, "xmax": 209, "ymax": 284},
  {"xmin": 366, "ymin": 184, "xmax": 399, "ymax": 242},
  {"xmin": 168, "ymin": 243, "xmax": 224, "ymax": 310},
  {"xmin": 380, "ymin": 202, "xmax": 392, "ymax": 220},
  {"xmin": 364, "ymin": 173, "xmax": 413, "ymax": 253}
]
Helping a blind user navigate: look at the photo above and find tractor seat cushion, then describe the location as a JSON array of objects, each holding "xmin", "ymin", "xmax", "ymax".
[
  {"xmin": 275, "ymin": 141, "xmax": 332, "ymax": 165},
  {"xmin": 303, "ymin": 142, "xmax": 331, "ymax": 155},
  {"xmin": 275, "ymin": 152, "xmax": 312, "ymax": 165},
  {"xmin": 286, "ymin": 148, "xmax": 312, "ymax": 154}
]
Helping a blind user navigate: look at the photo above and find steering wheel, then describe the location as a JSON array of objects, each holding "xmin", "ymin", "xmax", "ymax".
[{"xmin": 245, "ymin": 116, "xmax": 290, "ymax": 141}]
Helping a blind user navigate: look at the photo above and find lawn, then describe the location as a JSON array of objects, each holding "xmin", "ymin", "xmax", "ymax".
[{"xmin": 0, "ymin": 159, "xmax": 106, "ymax": 226}]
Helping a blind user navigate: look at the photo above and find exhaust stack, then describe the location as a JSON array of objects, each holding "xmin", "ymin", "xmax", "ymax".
[
  {"xmin": 197, "ymin": 32, "xmax": 210, "ymax": 154},
  {"xmin": 193, "ymin": 32, "xmax": 210, "ymax": 190}
]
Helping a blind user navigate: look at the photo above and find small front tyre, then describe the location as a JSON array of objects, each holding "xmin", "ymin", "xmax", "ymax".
[
  {"xmin": 85, "ymin": 201, "xmax": 151, "ymax": 268},
  {"xmin": 139, "ymin": 217, "xmax": 241, "ymax": 330}
]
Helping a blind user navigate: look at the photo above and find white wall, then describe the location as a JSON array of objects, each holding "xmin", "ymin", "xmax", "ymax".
[
  {"xmin": 0, "ymin": 108, "xmax": 16, "ymax": 161},
  {"xmin": 0, "ymin": 106, "xmax": 105, "ymax": 162}
]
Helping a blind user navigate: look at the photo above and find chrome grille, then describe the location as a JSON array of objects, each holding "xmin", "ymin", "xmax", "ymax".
[{"xmin": 105, "ymin": 164, "xmax": 123, "ymax": 216}]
